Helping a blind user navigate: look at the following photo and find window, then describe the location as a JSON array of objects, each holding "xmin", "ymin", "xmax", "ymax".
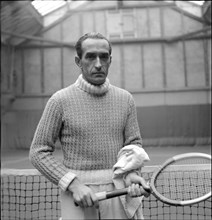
[{"xmin": 106, "ymin": 9, "xmax": 137, "ymax": 39}]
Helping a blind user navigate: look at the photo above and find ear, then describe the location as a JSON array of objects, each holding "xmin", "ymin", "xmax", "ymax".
[
  {"xmin": 109, "ymin": 55, "xmax": 112, "ymax": 66},
  {"xmin": 75, "ymin": 56, "xmax": 82, "ymax": 68}
]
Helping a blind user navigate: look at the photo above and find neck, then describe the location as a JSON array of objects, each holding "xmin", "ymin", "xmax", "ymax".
[{"xmin": 75, "ymin": 74, "xmax": 110, "ymax": 95}]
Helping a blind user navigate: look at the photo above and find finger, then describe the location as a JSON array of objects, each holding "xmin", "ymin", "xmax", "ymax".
[
  {"xmin": 132, "ymin": 176, "xmax": 151, "ymax": 193},
  {"xmin": 90, "ymin": 193, "xmax": 99, "ymax": 209},
  {"xmin": 74, "ymin": 196, "xmax": 83, "ymax": 207},
  {"xmin": 74, "ymin": 194, "xmax": 88, "ymax": 208},
  {"xmin": 127, "ymin": 185, "xmax": 133, "ymax": 196},
  {"xmin": 131, "ymin": 184, "xmax": 137, "ymax": 197},
  {"xmin": 81, "ymin": 194, "xmax": 93, "ymax": 208},
  {"xmin": 128, "ymin": 184, "xmax": 137, "ymax": 197},
  {"xmin": 134, "ymin": 184, "xmax": 141, "ymax": 196},
  {"xmin": 86, "ymin": 195, "xmax": 94, "ymax": 207},
  {"xmin": 139, "ymin": 178, "xmax": 151, "ymax": 192},
  {"xmin": 139, "ymin": 186, "xmax": 151, "ymax": 198}
]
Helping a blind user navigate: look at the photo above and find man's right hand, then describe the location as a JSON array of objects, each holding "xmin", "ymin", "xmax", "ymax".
[{"xmin": 68, "ymin": 177, "xmax": 99, "ymax": 209}]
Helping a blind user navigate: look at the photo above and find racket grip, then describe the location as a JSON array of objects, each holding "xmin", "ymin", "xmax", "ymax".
[
  {"xmin": 75, "ymin": 185, "xmax": 150, "ymax": 206},
  {"xmin": 74, "ymin": 189, "xmax": 128, "ymax": 206},
  {"xmin": 96, "ymin": 188, "xmax": 128, "ymax": 201},
  {"xmin": 75, "ymin": 188, "xmax": 128, "ymax": 206}
]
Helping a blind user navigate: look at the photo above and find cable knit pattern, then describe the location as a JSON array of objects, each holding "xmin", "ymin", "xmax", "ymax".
[{"xmin": 29, "ymin": 75, "xmax": 142, "ymax": 190}]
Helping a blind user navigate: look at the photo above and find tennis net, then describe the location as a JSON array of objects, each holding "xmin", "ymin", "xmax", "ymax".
[{"xmin": 1, "ymin": 166, "xmax": 211, "ymax": 220}]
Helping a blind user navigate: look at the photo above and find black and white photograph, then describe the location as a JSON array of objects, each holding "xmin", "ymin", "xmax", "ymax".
[{"xmin": 1, "ymin": 1, "xmax": 211, "ymax": 219}]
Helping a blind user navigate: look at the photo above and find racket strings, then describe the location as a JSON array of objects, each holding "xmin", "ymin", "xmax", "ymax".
[{"xmin": 154, "ymin": 157, "xmax": 211, "ymax": 201}]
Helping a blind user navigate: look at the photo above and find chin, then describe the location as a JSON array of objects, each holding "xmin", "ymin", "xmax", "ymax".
[
  {"xmin": 92, "ymin": 75, "xmax": 107, "ymax": 85},
  {"xmin": 93, "ymin": 79, "xmax": 105, "ymax": 86}
]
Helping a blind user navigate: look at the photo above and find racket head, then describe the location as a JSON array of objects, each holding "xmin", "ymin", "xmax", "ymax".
[{"xmin": 150, "ymin": 152, "xmax": 211, "ymax": 206}]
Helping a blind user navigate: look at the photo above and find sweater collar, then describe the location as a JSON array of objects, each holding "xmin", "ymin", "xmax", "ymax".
[{"xmin": 75, "ymin": 74, "xmax": 110, "ymax": 95}]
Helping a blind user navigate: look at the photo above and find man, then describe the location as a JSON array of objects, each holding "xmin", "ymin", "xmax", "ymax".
[{"xmin": 29, "ymin": 32, "xmax": 149, "ymax": 219}]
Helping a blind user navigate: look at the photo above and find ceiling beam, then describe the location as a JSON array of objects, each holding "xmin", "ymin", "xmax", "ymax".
[{"xmin": 1, "ymin": 30, "xmax": 74, "ymax": 47}]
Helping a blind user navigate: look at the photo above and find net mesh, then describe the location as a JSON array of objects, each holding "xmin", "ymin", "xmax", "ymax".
[{"xmin": 1, "ymin": 167, "xmax": 211, "ymax": 220}]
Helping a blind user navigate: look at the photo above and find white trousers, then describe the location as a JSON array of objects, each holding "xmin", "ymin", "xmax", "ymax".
[{"xmin": 60, "ymin": 183, "xmax": 144, "ymax": 220}]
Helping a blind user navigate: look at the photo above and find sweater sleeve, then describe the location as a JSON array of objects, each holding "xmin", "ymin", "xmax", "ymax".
[
  {"xmin": 29, "ymin": 94, "xmax": 76, "ymax": 191},
  {"xmin": 123, "ymin": 94, "xmax": 142, "ymax": 148}
]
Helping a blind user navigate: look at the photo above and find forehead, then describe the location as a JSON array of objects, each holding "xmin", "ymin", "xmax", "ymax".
[{"xmin": 81, "ymin": 38, "xmax": 110, "ymax": 54}]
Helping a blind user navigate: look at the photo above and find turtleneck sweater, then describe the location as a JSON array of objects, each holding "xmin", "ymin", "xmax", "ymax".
[{"xmin": 29, "ymin": 74, "xmax": 142, "ymax": 191}]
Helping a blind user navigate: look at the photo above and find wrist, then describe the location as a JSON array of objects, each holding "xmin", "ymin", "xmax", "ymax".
[{"xmin": 68, "ymin": 177, "xmax": 79, "ymax": 192}]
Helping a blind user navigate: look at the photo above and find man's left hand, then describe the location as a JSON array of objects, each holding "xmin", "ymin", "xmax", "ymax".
[{"xmin": 124, "ymin": 172, "xmax": 150, "ymax": 198}]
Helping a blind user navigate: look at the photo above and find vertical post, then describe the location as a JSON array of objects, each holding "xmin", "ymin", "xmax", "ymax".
[
  {"xmin": 120, "ymin": 45, "xmax": 125, "ymax": 89},
  {"xmin": 9, "ymin": 46, "xmax": 15, "ymax": 92},
  {"xmin": 160, "ymin": 7, "xmax": 167, "ymax": 88},
  {"xmin": 60, "ymin": 22, "xmax": 64, "ymax": 89},
  {"xmin": 141, "ymin": 44, "xmax": 145, "ymax": 89},
  {"xmin": 203, "ymin": 37, "xmax": 210, "ymax": 87},
  {"xmin": 21, "ymin": 49, "xmax": 25, "ymax": 94},
  {"xmin": 146, "ymin": 7, "xmax": 151, "ymax": 38},
  {"xmin": 180, "ymin": 9, "xmax": 188, "ymax": 87},
  {"xmin": 40, "ymin": 39, "xmax": 45, "ymax": 94}
]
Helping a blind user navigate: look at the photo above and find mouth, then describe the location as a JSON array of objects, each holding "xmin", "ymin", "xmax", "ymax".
[{"xmin": 93, "ymin": 72, "xmax": 105, "ymax": 76}]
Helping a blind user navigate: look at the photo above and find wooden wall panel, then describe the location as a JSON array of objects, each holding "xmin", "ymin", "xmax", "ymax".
[
  {"xmin": 124, "ymin": 44, "xmax": 142, "ymax": 91},
  {"xmin": 207, "ymin": 39, "xmax": 211, "ymax": 86},
  {"xmin": 12, "ymin": 98, "xmax": 44, "ymax": 110},
  {"xmin": 14, "ymin": 49, "xmax": 23, "ymax": 94},
  {"xmin": 2, "ymin": 110, "xmax": 43, "ymax": 150},
  {"xmin": 82, "ymin": 12, "xmax": 94, "ymax": 34},
  {"xmin": 163, "ymin": 8, "xmax": 182, "ymax": 36},
  {"xmin": 133, "ymin": 90, "xmax": 210, "ymax": 107},
  {"xmin": 63, "ymin": 48, "xmax": 80, "ymax": 87},
  {"xmin": 165, "ymin": 42, "xmax": 185, "ymax": 88},
  {"xmin": 43, "ymin": 24, "xmax": 61, "ymax": 41},
  {"xmin": 44, "ymin": 48, "xmax": 61, "ymax": 93},
  {"xmin": 137, "ymin": 104, "xmax": 211, "ymax": 140},
  {"xmin": 24, "ymin": 49, "xmax": 41, "ymax": 93},
  {"xmin": 1, "ymin": 45, "xmax": 11, "ymax": 92},
  {"xmin": 183, "ymin": 15, "xmax": 203, "ymax": 33},
  {"xmin": 136, "ymin": 9, "xmax": 149, "ymax": 38},
  {"xmin": 94, "ymin": 11, "xmax": 106, "ymax": 36},
  {"xmin": 62, "ymin": 14, "xmax": 81, "ymax": 43},
  {"xmin": 143, "ymin": 44, "xmax": 163, "ymax": 88},
  {"xmin": 149, "ymin": 8, "xmax": 161, "ymax": 37},
  {"xmin": 108, "ymin": 45, "xmax": 122, "ymax": 88},
  {"xmin": 106, "ymin": 10, "xmax": 122, "ymax": 39},
  {"xmin": 186, "ymin": 40, "xmax": 205, "ymax": 87},
  {"xmin": 122, "ymin": 9, "xmax": 136, "ymax": 38}
]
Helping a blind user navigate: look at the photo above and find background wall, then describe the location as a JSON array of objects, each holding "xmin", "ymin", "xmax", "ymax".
[{"xmin": 1, "ymin": 1, "xmax": 211, "ymax": 150}]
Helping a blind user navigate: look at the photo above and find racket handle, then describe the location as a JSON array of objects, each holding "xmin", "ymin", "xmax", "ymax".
[
  {"xmin": 75, "ymin": 185, "xmax": 150, "ymax": 206},
  {"xmin": 95, "ymin": 177, "xmax": 151, "ymax": 201},
  {"xmin": 74, "ymin": 188, "xmax": 128, "ymax": 206},
  {"xmin": 96, "ymin": 188, "xmax": 128, "ymax": 201}
]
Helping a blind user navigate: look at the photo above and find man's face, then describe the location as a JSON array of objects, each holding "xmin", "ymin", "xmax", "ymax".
[{"xmin": 76, "ymin": 38, "xmax": 112, "ymax": 85}]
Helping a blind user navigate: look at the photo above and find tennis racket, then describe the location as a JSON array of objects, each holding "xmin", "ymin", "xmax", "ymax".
[{"xmin": 95, "ymin": 152, "xmax": 211, "ymax": 206}]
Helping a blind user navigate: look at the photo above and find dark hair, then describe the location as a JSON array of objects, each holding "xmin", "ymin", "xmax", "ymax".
[{"xmin": 75, "ymin": 32, "xmax": 112, "ymax": 58}]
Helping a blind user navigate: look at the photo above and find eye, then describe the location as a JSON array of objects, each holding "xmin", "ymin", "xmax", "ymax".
[
  {"xmin": 99, "ymin": 53, "xmax": 109, "ymax": 61},
  {"xmin": 86, "ymin": 53, "xmax": 96, "ymax": 60}
]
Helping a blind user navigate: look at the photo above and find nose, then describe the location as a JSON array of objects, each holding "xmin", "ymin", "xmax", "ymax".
[{"xmin": 95, "ymin": 57, "xmax": 102, "ymax": 70}]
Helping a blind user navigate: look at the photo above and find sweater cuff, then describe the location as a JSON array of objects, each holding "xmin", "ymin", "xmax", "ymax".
[{"xmin": 59, "ymin": 171, "xmax": 77, "ymax": 191}]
